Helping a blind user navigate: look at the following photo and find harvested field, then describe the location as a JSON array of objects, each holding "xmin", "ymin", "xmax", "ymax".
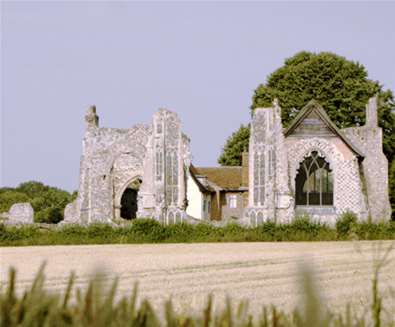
[{"xmin": 1, "ymin": 241, "xmax": 394, "ymax": 317}]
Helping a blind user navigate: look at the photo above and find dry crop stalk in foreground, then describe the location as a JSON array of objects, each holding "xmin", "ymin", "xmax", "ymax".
[{"xmin": 0, "ymin": 245, "xmax": 394, "ymax": 327}]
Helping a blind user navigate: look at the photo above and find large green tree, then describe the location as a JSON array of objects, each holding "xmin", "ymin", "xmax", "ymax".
[
  {"xmin": 218, "ymin": 51, "xmax": 395, "ymax": 166},
  {"xmin": 218, "ymin": 125, "xmax": 250, "ymax": 166}
]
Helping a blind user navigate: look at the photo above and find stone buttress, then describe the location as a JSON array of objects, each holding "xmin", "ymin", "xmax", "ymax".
[
  {"xmin": 342, "ymin": 97, "xmax": 391, "ymax": 221},
  {"xmin": 245, "ymin": 99, "xmax": 293, "ymax": 225}
]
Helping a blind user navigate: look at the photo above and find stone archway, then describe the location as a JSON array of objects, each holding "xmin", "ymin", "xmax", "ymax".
[
  {"xmin": 115, "ymin": 177, "xmax": 142, "ymax": 220},
  {"xmin": 295, "ymin": 151, "xmax": 333, "ymax": 206},
  {"xmin": 120, "ymin": 188, "xmax": 138, "ymax": 219},
  {"xmin": 287, "ymin": 137, "xmax": 365, "ymax": 217},
  {"xmin": 288, "ymin": 138, "xmax": 339, "ymax": 207}
]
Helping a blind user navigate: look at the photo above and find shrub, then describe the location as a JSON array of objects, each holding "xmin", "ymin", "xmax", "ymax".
[
  {"xmin": 15, "ymin": 181, "xmax": 49, "ymax": 198},
  {"xmin": 1, "ymin": 181, "xmax": 75, "ymax": 224},
  {"xmin": 0, "ymin": 224, "xmax": 40, "ymax": 244},
  {"xmin": 129, "ymin": 219, "xmax": 166, "ymax": 242},
  {"xmin": 165, "ymin": 222, "xmax": 194, "ymax": 242},
  {"xmin": 0, "ymin": 191, "xmax": 30, "ymax": 212},
  {"xmin": 336, "ymin": 212, "xmax": 358, "ymax": 237},
  {"xmin": 222, "ymin": 223, "xmax": 246, "ymax": 241},
  {"xmin": 256, "ymin": 220, "xmax": 277, "ymax": 240},
  {"xmin": 193, "ymin": 223, "xmax": 222, "ymax": 241},
  {"xmin": 291, "ymin": 215, "xmax": 315, "ymax": 232},
  {"xmin": 0, "ymin": 218, "xmax": 394, "ymax": 246},
  {"xmin": 35, "ymin": 207, "xmax": 63, "ymax": 224}
]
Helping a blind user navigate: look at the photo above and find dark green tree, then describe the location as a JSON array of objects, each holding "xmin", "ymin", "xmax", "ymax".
[
  {"xmin": 0, "ymin": 191, "xmax": 30, "ymax": 213},
  {"xmin": 16, "ymin": 181, "xmax": 49, "ymax": 198},
  {"xmin": 252, "ymin": 51, "xmax": 395, "ymax": 161},
  {"xmin": 218, "ymin": 51, "xmax": 395, "ymax": 165},
  {"xmin": 218, "ymin": 51, "xmax": 395, "ymax": 164},
  {"xmin": 218, "ymin": 125, "xmax": 250, "ymax": 166}
]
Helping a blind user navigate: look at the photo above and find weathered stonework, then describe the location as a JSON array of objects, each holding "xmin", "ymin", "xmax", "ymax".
[
  {"xmin": 63, "ymin": 106, "xmax": 191, "ymax": 224},
  {"xmin": 342, "ymin": 97, "xmax": 391, "ymax": 221},
  {"xmin": 286, "ymin": 138, "xmax": 367, "ymax": 224},
  {"xmin": 63, "ymin": 96, "xmax": 391, "ymax": 225},
  {"xmin": 245, "ymin": 97, "xmax": 390, "ymax": 225},
  {"xmin": 6, "ymin": 203, "xmax": 34, "ymax": 224},
  {"xmin": 245, "ymin": 99, "xmax": 293, "ymax": 225}
]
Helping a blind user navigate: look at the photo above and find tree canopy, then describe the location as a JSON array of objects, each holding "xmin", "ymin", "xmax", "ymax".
[
  {"xmin": 218, "ymin": 51, "xmax": 395, "ymax": 165},
  {"xmin": 218, "ymin": 125, "xmax": 250, "ymax": 166},
  {"xmin": 0, "ymin": 181, "xmax": 77, "ymax": 224}
]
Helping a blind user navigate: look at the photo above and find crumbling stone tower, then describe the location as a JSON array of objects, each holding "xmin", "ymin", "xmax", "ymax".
[
  {"xmin": 343, "ymin": 97, "xmax": 392, "ymax": 221},
  {"xmin": 245, "ymin": 99, "xmax": 293, "ymax": 225},
  {"xmin": 63, "ymin": 107, "xmax": 191, "ymax": 224}
]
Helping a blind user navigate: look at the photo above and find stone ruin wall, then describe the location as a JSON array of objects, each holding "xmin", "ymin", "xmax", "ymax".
[
  {"xmin": 245, "ymin": 99, "xmax": 294, "ymax": 226},
  {"xmin": 0, "ymin": 203, "xmax": 34, "ymax": 225},
  {"xmin": 342, "ymin": 97, "xmax": 391, "ymax": 221},
  {"xmin": 62, "ymin": 107, "xmax": 191, "ymax": 224},
  {"xmin": 285, "ymin": 137, "xmax": 368, "ymax": 224},
  {"xmin": 245, "ymin": 98, "xmax": 387, "ymax": 226},
  {"xmin": 10, "ymin": 97, "xmax": 389, "ymax": 226}
]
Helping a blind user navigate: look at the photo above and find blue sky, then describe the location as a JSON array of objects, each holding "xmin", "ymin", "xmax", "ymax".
[{"xmin": 2, "ymin": 1, "xmax": 395, "ymax": 191}]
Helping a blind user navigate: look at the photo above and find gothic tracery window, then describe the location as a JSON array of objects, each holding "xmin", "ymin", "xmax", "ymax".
[
  {"xmin": 166, "ymin": 151, "xmax": 178, "ymax": 205},
  {"xmin": 253, "ymin": 152, "xmax": 265, "ymax": 206},
  {"xmin": 155, "ymin": 146, "xmax": 163, "ymax": 181},
  {"xmin": 295, "ymin": 151, "xmax": 333, "ymax": 206}
]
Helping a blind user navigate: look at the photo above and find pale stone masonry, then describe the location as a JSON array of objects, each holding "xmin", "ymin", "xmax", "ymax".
[
  {"xmin": 246, "ymin": 97, "xmax": 390, "ymax": 224},
  {"xmin": 59, "ymin": 96, "xmax": 390, "ymax": 225},
  {"xmin": 63, "ymin": 107, "xmax": 191, "ymax": 224},
  {"xmin": 245, "ymin": 99, "xmax": 294, "ymax": 225},
  {"xmin": 1, "ymin": 203, "xmax": 34, "ymax": 225}
]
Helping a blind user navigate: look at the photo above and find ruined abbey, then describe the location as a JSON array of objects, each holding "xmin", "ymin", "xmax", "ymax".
[{"xmin": 58, "ymin": 96, "xmax": 391, "ymax": 225}]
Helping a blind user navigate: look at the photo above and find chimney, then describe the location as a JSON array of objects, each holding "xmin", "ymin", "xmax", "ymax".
[
  {"xmin": 242, "ymin": 151, "xmax": 249, "ymax": 187},
  {"xmin": 365, "ymin": 96, "xmax": 378, "ymax": 127}
]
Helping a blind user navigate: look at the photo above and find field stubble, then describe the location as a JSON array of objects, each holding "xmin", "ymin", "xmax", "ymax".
[{"xmin": 1, "ymin": 241, "xmax": 394, "ymax": 319}]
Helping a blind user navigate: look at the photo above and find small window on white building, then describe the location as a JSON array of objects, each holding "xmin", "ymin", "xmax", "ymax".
[
  {"xmin": 228, "ymin": 194, "xmax": 237, "ymax": 208},
  {"xmin": 203, "ymin": 199, "xmax": 207, "ymax": 212}
]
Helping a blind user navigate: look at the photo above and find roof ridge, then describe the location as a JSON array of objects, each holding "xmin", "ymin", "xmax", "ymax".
[{"xmin": 284, "ymin": 100, "xmax": 364, "ymax": 158}]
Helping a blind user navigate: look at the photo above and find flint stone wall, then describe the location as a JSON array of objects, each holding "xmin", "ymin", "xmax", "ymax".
[
  {"xmin": 65, "ymin": 97, "xmax": 390, "ymax": 226},
  {"xmin": 286, "ymin": 137, "xmax": 367, "ymax": 222},
  {"xmin": 341, "ymin": 97, "xmax": 391, "ymax": 221},
  {"xmin": 7, "ymin": 203, "xmax": 34, "ymax": 224},
  {"xmin": 68, "ymin": 107, "xmax": 191, "ymax": 224},
  {"xmin": 245, "ymin": 97, "xmax": 391, "ymax": 226},
  {"xmin": 62, "ymin": 200, "xmax": 80, "ymax": 224},
  {"xmin": 342, "ymin": 126, "xmax": 391, "ymax": 221},
  {"xmin": 245, "ymin": 100, "xmax": 294, "ymax": 226}
]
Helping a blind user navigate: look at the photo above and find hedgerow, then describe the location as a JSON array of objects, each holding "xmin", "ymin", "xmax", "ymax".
[{"xmin": 0, "ymin": 214, "xmax": 394, "ymax": 246}]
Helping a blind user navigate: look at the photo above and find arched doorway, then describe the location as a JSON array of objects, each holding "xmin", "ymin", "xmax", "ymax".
[
  {"xmin": 295, "ymin": 151, "xmax": 333, "ymax": 206},
  {"xmin": 120, "ymin": 179, "xmax": 141, "ymax": 220}
]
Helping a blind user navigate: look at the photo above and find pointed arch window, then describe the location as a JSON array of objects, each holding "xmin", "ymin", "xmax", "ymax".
[
  {"xmin": 165, "ymin": 151, "xmax": 178, "ymax": 206},
  {"xmin": 295, "ymin": 151, "xmax": 333, "ymax": 206},
  {"xmin": 253, "ymin": 152, "xmax": 265, "ymax": 206}
]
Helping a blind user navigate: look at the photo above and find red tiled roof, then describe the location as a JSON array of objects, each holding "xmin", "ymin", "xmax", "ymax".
[{"xmin": 191, "ymin": 166, "xmax": 244, "ymax": 190}]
